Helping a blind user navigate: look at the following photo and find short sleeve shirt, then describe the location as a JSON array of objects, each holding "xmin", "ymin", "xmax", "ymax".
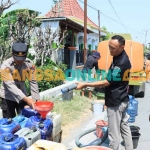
[
  {"xmin": 82, "ymin": 55, "xmax": 98, "ymax": 73},
  {"xmin": 105, "ymin": 50, "xmax": 131, "ymax": 107}
]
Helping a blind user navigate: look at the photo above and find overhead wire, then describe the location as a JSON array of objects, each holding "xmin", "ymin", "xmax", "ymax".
[
  {"xmin": 100, "ymin": 12, "xmax": 144, "ymax": 36},
  {"xmin": 77, "ymin": 0, "xmax": 145, "ymax": 36},
  {"xmin": 108, "ymin": 0, "xmax": 129, "ymax": 34},
  {"xmin": 101, "ymin": 13, "xmax": 118, "ymax": 31},
  {"xmin": 78, "ymin": 0, "xmax": 98, "ymax": 11}
]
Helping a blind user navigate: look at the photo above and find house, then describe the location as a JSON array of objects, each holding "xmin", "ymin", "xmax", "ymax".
[{"xmin": 38, "ymin": 0, "xmax": 107, "ymax": 72}]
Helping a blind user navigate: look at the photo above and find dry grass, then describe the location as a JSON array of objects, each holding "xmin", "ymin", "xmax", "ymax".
[
  {"xmin": 51, "ymin": 90, "xmax": 99, "ymax": 139},
  {"xmin": 52, "ymin": 90, "xmax": 92, "ymax": 126}
]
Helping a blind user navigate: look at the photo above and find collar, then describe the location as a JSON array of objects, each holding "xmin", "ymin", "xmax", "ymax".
[
  {"xmin": 113, "ymin": 50, "xmax": 125, "ymax": 61},
  {"xmin": 10, "ymin": 57, "xmax": 26, "ymax": 66}
]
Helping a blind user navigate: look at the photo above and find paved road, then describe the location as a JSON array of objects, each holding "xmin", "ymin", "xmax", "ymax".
[
  {"xmin": 133, "ymin": 82, "xmax": 150, "ymax": 150},
  {"xmin": 62, "ymin": 83, "xmax": 150, "ymax": 150}
]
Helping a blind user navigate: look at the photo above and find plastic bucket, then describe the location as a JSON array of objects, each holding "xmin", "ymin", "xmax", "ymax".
[
  {"xmin": 130, "ymin": 126, "xmax": 140, "ymax": 133},
  {"xmin": 91, "ymin": 100, "xmax": 104, "ymax": 112},
  {"xmin": 132, "ymin": 132, "xmax": 141, "ymax": 149},
  {"xmin": 93, "ymin": 104, "xmax": 103, "ymax": 115},
  {"xmin": 95, "ymin": 120, "xmax": 108, "ymax": 138},
  {"xmin": 62, "ymin": 91, "xmax": 73, "ymax": 100},
  {"xmin": 122, "ymin": 126, "xmax": 140, "ymax": 148},
  {"xmin": 130, "ymin": 126, "xmax": 140, "ymax": 149},
  {"xmin": 84, "ymin": 146, "xmax": 112, "ymax": 150}
]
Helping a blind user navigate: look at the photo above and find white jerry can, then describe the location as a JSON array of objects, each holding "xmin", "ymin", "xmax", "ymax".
[
  {"xmin": 28, "ymin": 139, "xmax": 67, "ymax": 150},
  {"xmin": 0, "ymin": 109, "xmax": 2, "ymax": 119},
  {"xmin": 46, "ymin": 112, "xmax": 62, "ymax": 142},
  {"xmin": 14, "ymin": 127, "xmax": 41, "ymax": 148}
]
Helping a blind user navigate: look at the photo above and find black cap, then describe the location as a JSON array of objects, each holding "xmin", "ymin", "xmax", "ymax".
[
  {"xmin": 92, "ymin": 51, "xmax": 101, "ymax": 59},
  {"xmin": 12, "ymin": 42, "xmax": 28, "ymax": 61}
]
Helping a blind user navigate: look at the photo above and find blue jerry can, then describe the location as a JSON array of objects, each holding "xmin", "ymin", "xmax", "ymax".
[
  {"xmin": 0, "ymin": 133, "xmax": 26, "ymax": 150},
  {"xmin": 12, "ymin": 115, "xmax": 28, "ymax": 128},
  {"xmin": 25, "ymin": 116, "xmax": 53, "ymax": 140},
  {"xmin": 132, "ymin": 96, "xmax": 138, "ymax": 116},
  {"xmin": 0, "ymin": 118, "xmax": 21, "ymax": 134},
  {"xmin": 129, "ymin": 95, "xmax": 138, "ymax": 116},
  {"xmin": 21, "ymin": 108, "xmax": 41, "ymax": 118},
  {"xmin": 127, "ymin": 97, "xmax": 136, "ymax": 123}
]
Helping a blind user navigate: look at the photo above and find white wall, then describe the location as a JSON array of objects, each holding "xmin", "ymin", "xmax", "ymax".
[
  {"xmin": 41, "ymin": 21, "xmax": 59, "ymax": 31},
  {"xmin": 41, "ymin": 21, "xmax": 60, "ymax": 43},
  {"xmin": 76, "ymin": 32, "xmax": 100, "ymax": 51},
  {"xmin": 29, "ymin": 21, "xmax": 63, "ymax": 63}
]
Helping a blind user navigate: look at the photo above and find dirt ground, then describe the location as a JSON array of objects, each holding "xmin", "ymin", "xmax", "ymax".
[{"xmin": 61, "ymin": 107, "xmax": 92, "ymax": 140}]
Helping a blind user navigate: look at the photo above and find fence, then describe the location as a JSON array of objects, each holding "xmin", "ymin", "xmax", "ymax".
[{"xmin": 76, "ymin": 50, "xmax": 84, "ymax": 66}]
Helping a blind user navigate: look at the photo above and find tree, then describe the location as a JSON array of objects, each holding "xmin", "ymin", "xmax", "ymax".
[
  {"xmin": 0, "ymin": 0, "xmax": 19, "ymax": 16},
  {"xmin": 101, "ymin": 26, "xmax": 110, "ymax": 41},
  {"xmin": 32, "ymin": 25, "xmax": 68, "ymax": 66},
  {"xmin": 0, "ymin": 8, "xmax": 68, "ymax": 67},
  {"xmin": 0, "ymin": 0, "xmax": 20, "ymax": 65},
  {"xmin": 0, "ymin": 9, "xmax": 41, "ymax": 64}
]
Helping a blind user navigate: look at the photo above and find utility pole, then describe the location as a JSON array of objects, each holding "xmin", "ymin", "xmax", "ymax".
[
  {"xmin": 142, "ymin": 30, "xmax": 148, "ymax": 50},
  {"xmin": 98, "ymin": 10, "xmax": 101, "ymax": 42},
  {"xmin": 145, "ymin": 30, "xmax": 148, "ymax": 47},
  {"xmin": 84, "ymin": 0, "xmax": 87, "ymax": 63},
  {"xmin": 148, "ymin": 43, "xmax": 150, "ymax": 53}
]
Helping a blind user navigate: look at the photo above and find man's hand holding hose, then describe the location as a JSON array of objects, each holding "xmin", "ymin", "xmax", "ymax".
[{"xmin": 76, "ymin": 82, "xmax": 86, "ymax": 90}]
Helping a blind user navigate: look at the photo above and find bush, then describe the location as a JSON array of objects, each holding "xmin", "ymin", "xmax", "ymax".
[{"xmin": 25, "ymin": 59, "xmax": 66, "ymax": 96}]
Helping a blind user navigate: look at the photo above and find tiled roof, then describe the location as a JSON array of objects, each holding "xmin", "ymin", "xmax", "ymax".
[{"xmin": 45, "ymin": 0, "xmax": 99, "ymax": 30}]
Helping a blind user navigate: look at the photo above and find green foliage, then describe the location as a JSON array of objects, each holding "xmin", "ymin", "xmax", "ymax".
[
  {"xmin": 36, "ymin": 62, "xmax": 65, "ymax": 93},
  {"xmin": 52, "ymin": 42, "xmax": 57, "ymax": 49},
  {"xmin": 25, "ymin": 57, "xmax": 65, "ymax": 95},
  {"xmin": 110, "ymin": 33, "xmax": 132, "ymax": 40},
  {"xmin": 25, "ymin": 68, "xmax": 64, "ymax": 96},
  {"xmin": 0, "ymin": 72, "xmax": 1, "ymax": 87},
  {"xmin": 0, "ymin": 9, "xmax": 41, "ymax": 42},
  {"xmin": 25, "ymin": 80, "xmax": 31, "ymax": 96},
  {"xmin": 0, "ymin": 8, "xmax": 42, "ymax": 64},
  {"xmin": 0, "ymin": 25, "xmax": 9, "ymax": 39},
  {"xmin": 58, "ymin": 63, "xmax": 67, "ymax": 71},
  {"xmin": 144, "ymin": 46, "xmax": 150, "ymax": 54},
  {"xmin": 3, "ymin": 9, "xmax": 40, "ymax": 18},
  {"xmin": 38, "ymin": 80, "xmax": 63, "ymax": 93},
  {"xmin": 0, "ymin": 16, "xmax": 17, "ymax": 25},
  {"xmin": 101, "ymin": 26, "xmax": 110, "ymax": 41},
  {"xmin": 0, "ymin": 40, "xmax": 12, "ymax": 60},
  {"xmin": 27, "ymin": 53, "xmax": 35, "ymax": 61}
]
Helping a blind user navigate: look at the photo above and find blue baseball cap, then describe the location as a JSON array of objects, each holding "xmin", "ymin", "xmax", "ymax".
[{"xmin": 92, "ymin": 51, "xmax": 101, "ymax": 59}]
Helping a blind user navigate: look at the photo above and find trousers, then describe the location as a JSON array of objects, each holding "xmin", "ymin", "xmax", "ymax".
[
  {"xmin": 107, "ymin": 99, "xmax": 133, "ymax": 150},
  {"xmin": 1, "ymin": 98, "xmax": 27, "ymax": 118}
]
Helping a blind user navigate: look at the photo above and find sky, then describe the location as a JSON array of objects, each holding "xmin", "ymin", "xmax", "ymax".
[{"xmin": 4, "ymin": 0, "xmax": 150, "ymax": 46}]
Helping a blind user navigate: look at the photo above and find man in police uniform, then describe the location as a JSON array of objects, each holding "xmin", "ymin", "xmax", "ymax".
[
  {"xmin": 0, "ymin": 42, "xmax": 40, "ymax": 118},
  {"xmin": 76, "ymin": 35, "xmax": 133, "ymax": 150}
]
